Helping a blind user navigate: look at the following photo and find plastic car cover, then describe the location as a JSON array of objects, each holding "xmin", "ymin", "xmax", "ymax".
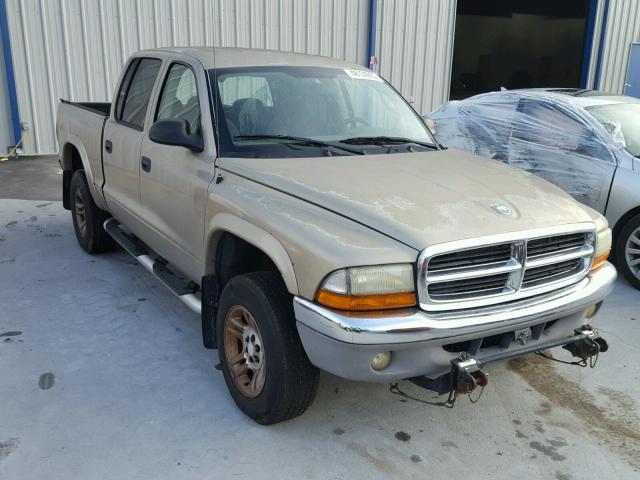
[{"xmin": 428, "ymin": 91, "xmax": 624, "ymax": 210}]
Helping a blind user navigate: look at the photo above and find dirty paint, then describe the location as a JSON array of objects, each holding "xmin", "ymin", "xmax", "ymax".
[
  {"xmin": 346, "ymin": 443, "xmax": 399, "ymax": 476},
  {"xmin": 394, "ymin": 431, "xmax": 411, "ymax": 442},
  {"xmin": 36, "ymin": 203, "xmax": 52, "ymax": 208},
  {"xmin": 509, "ymin": 355, "xmax": 640, "ymax": 469},
  {"xmin": 410, "ymin": 454, "xmax": 422, "ymax": 463},
  {"xmin": 0, "ymin": 438, "xmax": 19, "ymax": 460},
  {"xmin": 333, "ymin": 428, "xmax": 345, "ymax": 435},
  {"xmin": 0, "ymin": 331, "xmax": 22, "ymax": 337},
  {"xmin": 4, "ymin": 221, "xmax": 17, "ymax": 228},
  {"xmin": 38, "ymin": 373, "xmax": 55, "ymax": 390},
  {"xmin": 529, "ymin": 441, "xmax": 566, "ymax": 462}
]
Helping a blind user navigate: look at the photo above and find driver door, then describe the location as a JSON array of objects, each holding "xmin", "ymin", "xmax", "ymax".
[{"xmin": 138, "ymin": 60, "xmax": 216, "ymax": 281}]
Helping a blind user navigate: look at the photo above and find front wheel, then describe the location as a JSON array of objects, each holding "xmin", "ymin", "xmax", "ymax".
[
  {"xmin": 216, "ymin": 271, "xmax": 319, "ymax": 424},
  {"xmin": 615, "ymin": 213, "xmax": 640, "ymax": 289}
]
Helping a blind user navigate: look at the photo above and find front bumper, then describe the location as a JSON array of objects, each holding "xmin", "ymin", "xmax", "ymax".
[{"xmin": 293, "ymin": 262, "xmax": 616, "ymax": 382}]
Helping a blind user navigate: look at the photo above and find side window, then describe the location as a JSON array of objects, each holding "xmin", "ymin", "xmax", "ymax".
[
  {"xmin": 156, "ymin": 64, "xmax": 201, "ymax": 134},
  {"xmin": 119, "ymin": 58, "xmax": 162, "ymax": 129},
  {"xmin": 115, "ymin": 59, "xmax": 138, "ymax": 120}
]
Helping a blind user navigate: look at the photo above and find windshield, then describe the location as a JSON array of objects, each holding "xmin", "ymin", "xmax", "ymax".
[
  {"xmin": 586, "ymin": 103, "xmax": 640, "ymax": 157},
  {"xmin": 210, "ymin": 66, "xmax": 437, "ymax": 158}
]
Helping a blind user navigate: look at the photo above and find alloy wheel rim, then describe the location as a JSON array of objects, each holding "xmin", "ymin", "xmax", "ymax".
[
  {"xmin": 626, "ymin": 226, "xmax": 640, "ymax": 280},
  {"xmin": 74, "ymin": 190, "xmax": 87, "ymax": 236},
  {"xmin": 223, "ymin": 305, "xmax": 266, "ymax": 398}
]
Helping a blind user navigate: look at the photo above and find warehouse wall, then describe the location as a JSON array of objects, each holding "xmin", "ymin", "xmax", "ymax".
[
  {"xmin": 597, "ymin": 0, "xmax": 640, "ymax": 93},
  {"xmin": 4, "ymin": 0, "xmax": 369, "ymax": 155},
  {"xmin": 375, "ymin": 0, "xmax": 456, "ymax": 115},
  {"xmin": 0, "ymin": 29, "xmax": 12, "ymax": 153}
]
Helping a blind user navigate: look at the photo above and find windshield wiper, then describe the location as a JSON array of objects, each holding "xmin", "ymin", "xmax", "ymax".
[
  {"xmin": 233, "ymin": 135, "xmax": 364, "ymax": 155},
  {"xmin": 339, "ymin": 136, "xmax": 438, "ymax": 149}
]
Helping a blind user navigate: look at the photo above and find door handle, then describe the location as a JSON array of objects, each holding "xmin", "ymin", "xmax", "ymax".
[
  {"xmin": 105, "ymin": 139, "xmax": 112, "ymax": 153},
  {"xmin": 141, "ymin": 156, "xmax": 152, "ymax": 172}
]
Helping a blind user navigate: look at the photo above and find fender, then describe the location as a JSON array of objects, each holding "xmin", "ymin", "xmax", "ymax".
[
  {"xmin": 205, "ymin": 213, "xmax": 299, "ymax": 295},
  {"xmin": 62, "ymin": 135, "xmax": 108, "ymax": 211}
]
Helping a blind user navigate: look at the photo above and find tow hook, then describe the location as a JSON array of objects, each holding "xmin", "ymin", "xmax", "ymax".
[
  {"xmin": 558, "ymin": 325, "xmax": 608, "ymax": 367},
  {"xmin": 400, "ymin": 324, "xmax": 609, "ymax": 407},
  {"xmin": 451, "ymin": 354, "xmax": 489, "ymax": 394}
]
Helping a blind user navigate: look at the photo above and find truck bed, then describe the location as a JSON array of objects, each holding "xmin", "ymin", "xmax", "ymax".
[
  {"xmin": 60, "ymin": 99, "xmax": 111, "ymax": 117},
  {"xmin": 57, "ymin": 99, "xmax": 112, "ymax": 210}
]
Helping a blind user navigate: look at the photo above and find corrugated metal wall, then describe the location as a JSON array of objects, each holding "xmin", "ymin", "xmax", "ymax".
[
  {"xmin": 597, "ymin": 0, "xmax": 640, "ymax": 93},
  {"xmin": 4, "ymin": 0, "xmax": 369, "ymax": 155},
  {"xmin": 0, "ymin": 29, "xmax": 12, "ymax": 153},
  {"xmin": 375, "ymin": 0, "xmax": 456, "ymax": 115}
]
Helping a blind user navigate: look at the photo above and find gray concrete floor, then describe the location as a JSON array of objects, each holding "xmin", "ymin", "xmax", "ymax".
[
  {"xmin": 0, "ymin": 156, "xmax": 62, "ymax": 201},
  {"xmin": 1, "ymin": 162, "xmax": 639, "ymax": 479}
]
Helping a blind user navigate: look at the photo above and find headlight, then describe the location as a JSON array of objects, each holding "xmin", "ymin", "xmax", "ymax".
[
  {"xmin": 591, "ymin": 227, "xmax": 611, "ymax": 272},
  {"xmin": 315, "ymin": 264, "xmax": 416, "ymax": 311}
]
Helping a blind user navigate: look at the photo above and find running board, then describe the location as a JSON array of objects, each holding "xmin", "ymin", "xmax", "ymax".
[{"xmin": 104, "ymin": 218, "xmax": 201, "ymax": 315}]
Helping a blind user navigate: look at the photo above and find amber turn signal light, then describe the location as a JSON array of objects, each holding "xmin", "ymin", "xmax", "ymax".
[
  {"xmin": 315, "ymin": 290, "xmax": 417, "ymax": 311},
  {"xmin": 590, "ymin": 252, "xmax": 609, "ymax": 272}
]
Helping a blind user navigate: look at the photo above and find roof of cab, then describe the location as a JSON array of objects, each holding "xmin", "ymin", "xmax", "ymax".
[{"xmin": 137, "ymin": 46, "xmax": 366, "ymax": 70}]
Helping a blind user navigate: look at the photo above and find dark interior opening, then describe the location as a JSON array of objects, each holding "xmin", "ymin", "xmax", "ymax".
[{"xmin": 451, "ymin": 0, "xmax": 592, "ymax": 100}]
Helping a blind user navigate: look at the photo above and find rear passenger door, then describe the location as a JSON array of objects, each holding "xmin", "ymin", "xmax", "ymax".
[
  {"xmin": 138, "ymin": 61, "xmax": 216, "ymax": 281},
  {"xmin": 102, "ymin": 57, "xmax": 162, "ymax": 225}
]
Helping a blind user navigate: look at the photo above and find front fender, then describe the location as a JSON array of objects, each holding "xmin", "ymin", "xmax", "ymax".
[{"xmin": 205, "ymin": 213, "xmax": 299, "ymax": 295}]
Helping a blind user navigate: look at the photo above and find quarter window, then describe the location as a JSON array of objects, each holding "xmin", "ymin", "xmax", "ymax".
[
  {"xmin": 156, "ymin": 64, "xmax": 201, "ymax": 135},
  {"xmin": 119, "ymin": 58, "xmax": 162, "ymax": 129}
]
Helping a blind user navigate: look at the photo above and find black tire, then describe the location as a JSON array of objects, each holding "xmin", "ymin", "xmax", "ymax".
[
  {"xmin": 216, "ymin": 271, "xmax": 319, "ymax": 424},
  {"xmin": 615, "ymin": 213, "xmax": 640, "ymax": 289},
  {"xmin": 69, "ymin": 170, "xmax": 115, "ymax": 254}
]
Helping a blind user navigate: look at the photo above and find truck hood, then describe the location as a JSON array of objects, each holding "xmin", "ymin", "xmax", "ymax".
[{"xmin": 219, "ymin": 149, "xmax": 598, "ymax": 250}]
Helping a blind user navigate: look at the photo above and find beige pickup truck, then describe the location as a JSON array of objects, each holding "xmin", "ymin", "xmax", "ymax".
[{"xmin": 56, "ymin": 47, "xmax": 616, "ymax": 424}]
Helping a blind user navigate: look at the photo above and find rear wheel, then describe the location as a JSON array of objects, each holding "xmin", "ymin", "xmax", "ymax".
[
  {"xmin": 216, "ymin": 271, "xmax": 319, "ymax": 424},
  {"xmin": 615, "ymin": 213, "xmax": 640, "ymax": 289},
  {"xmin": 70, "ymin": 170, "xmax": 115, "ymax": 254}
]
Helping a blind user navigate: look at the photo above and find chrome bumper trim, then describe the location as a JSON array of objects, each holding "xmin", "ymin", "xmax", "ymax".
[{"xmin": 293, "ymin": 262, "xmax": 616, "ymax": 345}]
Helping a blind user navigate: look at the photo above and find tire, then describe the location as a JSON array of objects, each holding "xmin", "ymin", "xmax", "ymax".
[
  {"xmin": 615, "ymin": 213, "xmax": 640, "ymax": 289},
  {"xmin": 216, "ymin": 271, "xmax": 319, "ymax": 424},
  {"xmin": 69, "ymin": 170, "xmax": 115, "ymax": 254}
]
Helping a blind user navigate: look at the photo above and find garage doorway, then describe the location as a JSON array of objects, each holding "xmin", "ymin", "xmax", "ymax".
[{"xmin": 451, "ymin": 0, "xmax": 595, "ymax": 99}]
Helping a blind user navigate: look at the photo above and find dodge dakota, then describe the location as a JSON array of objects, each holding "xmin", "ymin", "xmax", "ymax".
[{"xmin": 56, "ymin": 47, "xmax": 616, "ymax": 424}]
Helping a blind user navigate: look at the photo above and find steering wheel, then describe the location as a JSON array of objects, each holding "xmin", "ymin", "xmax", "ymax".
[{"xmin": 344, "ymin": 116, "xmax": 371, "ymax": 127}]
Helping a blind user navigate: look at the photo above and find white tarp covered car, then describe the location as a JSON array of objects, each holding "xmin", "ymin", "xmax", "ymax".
[{"xmin": 429, "ymin": 89, "xmax": 640, "ymax": 289}]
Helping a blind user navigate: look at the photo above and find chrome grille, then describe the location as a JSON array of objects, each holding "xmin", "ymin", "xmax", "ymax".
[
  {"xmin": 427, "ymin": 243, "xmax": 512, "ymax": 271},
  {"xmin": 527, "ymin": 233, "xmax": 586, "ymax": 257},
  {"xmin": 418, "ymin": 225, "xmax": 595, "ymax": 311}
]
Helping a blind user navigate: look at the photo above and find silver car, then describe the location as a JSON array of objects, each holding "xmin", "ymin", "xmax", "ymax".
[{"xmin": 429, "ymin": 88, "xmax": 640, "ymax": 289}]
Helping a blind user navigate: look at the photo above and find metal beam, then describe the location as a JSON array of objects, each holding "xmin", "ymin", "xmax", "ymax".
[
  {"xmin": 0, "ymin": 0, "xmax": 21, "ymax": 145},
  {"xmin": 580, "ymin": 0, "xmax": 599, "ymax": 88},
  {"xmin": 593, "ymin": 0, "xmax": 611, "ymax": 90},
  {"xmin": 366, "ymin": 0, "xmax": 377, "ymax": 69}
]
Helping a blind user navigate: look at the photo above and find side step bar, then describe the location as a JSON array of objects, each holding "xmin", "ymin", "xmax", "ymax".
[{"xmin": 104, "ymin": 218, "xmax": 202, "ymax": 315}]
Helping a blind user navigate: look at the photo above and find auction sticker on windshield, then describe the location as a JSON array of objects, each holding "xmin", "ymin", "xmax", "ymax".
[{"xmin": 344, "ymin": 68, "xmax": 383, "ymax": 81}]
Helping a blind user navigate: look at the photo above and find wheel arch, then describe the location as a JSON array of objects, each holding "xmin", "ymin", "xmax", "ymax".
[
  {"xmin": 204, "ymin": 213, "xmax": 299, "ymax": 296},
  {"xmin": 612, "ymin": 205, "xmax": 640, "ymax": 244},
  {"xmin": 60, "ymin": 139, "xmax": 102, "ymax": 210}
]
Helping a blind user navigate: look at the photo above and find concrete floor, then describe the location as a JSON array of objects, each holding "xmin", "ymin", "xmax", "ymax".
[{"xmin": 1, "ymin": 162, "xmax": 639, "ymax": 479}]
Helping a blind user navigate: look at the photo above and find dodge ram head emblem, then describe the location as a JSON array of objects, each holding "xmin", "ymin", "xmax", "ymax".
[{"xmin": 491, "ymin": 203, "xmax": 512, "ymax": 215}]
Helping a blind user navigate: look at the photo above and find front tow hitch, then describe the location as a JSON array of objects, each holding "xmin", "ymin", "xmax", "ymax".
[{"xmin": 399, "ymin": 325, "xmax": 608, "ymax": 407}]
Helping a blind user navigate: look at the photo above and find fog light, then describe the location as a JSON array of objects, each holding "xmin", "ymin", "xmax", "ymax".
[
  {"xmin": 585, "ymin": 303, "xmax": 599, "ymax": 319},
  {"xmin": 371, "ymin": 352, "xmax": 392, "ymax": 371}
]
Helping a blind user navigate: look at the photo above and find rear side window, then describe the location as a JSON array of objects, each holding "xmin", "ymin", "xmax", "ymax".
[
  {"xmin": 156, "ymin": 63, "xmax": 201, "ymax": 134},
  {"xmin": 118, "ymin": 58, "xmax": 162, "ymax": 130}
]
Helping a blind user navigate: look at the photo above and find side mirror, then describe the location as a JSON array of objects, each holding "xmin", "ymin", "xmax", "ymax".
[{"xmin": 149, "ymin": 119, "xmax": 203, "ymax": 152}]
